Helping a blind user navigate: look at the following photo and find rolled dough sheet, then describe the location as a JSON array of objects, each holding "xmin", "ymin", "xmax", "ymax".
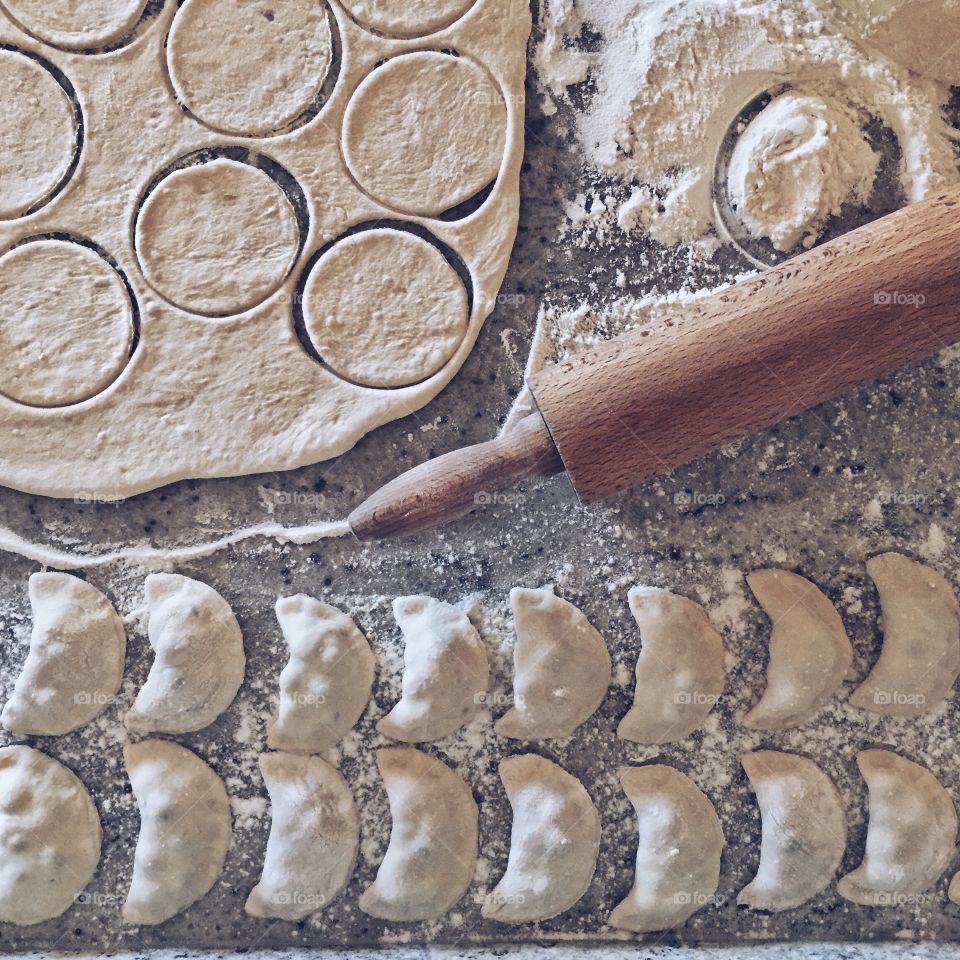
[{"xmin": 0, "ymin": 0, "xmax": 529, "ymax": 498}]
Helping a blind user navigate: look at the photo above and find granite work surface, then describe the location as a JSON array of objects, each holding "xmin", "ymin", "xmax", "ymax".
[{"xmin": 3, "ymin": 6, "xmax": 960, "ymax": 960}]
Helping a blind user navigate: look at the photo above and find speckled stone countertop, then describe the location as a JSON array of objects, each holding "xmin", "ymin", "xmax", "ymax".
[{"xmin": 3, "ymin": 4, "xmax": 960, "ymax": 959}]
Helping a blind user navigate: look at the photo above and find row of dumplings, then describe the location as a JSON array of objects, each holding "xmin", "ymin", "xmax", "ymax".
[
  {"xmin": 2, "ymin": 551, "xmax": 956, "ymax": 754},
  {"xmin": 0, "ymin": 551, "xmax": 957, "ymax": 931},
  {"xmin": 6, "ymin": 736, "xmax": 960, "ymax": 932}
]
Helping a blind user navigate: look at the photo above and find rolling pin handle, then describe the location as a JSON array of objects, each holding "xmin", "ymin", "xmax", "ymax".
[{"xmin": 348, "ymin": 411, "xmax": 564, "ymax": 541}]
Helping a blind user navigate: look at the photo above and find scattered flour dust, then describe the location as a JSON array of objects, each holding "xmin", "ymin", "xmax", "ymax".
[{"xmin": 536, "ymin": 0, "xmax": 960, "ymax": 251}]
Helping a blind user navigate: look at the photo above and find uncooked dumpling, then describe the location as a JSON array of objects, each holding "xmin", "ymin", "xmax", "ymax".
[
  {"xmin": 837, "ymin": 749, "xmax": 957, "ymax": 906},
  {"xmin": 482, "ymin": 754, "xmax": 600, "ymax": 923},
  {"xmin": 743, "ymin": 570, "xmax": 852, "ymax": 730},
  {"xmin": 495, "ymin": 586, "xmax": 611, "ymax": 741},
  {"xmin": 617, "ymin": 586, "xmax": 725, "ymax": 744},
  {"xmin": 126, "ymin": 573, "xmax": 245, "ymax": 735},
  {"xmin": 123, "ymin": 739, "xmax": 232, "ymax": 925},
  {"xmin": 2, "ymin": 572, "xmax": 126, "ymax": 735},
  {"xmin": 268, "ymin": 595, "xmax": 375, "ymax": 754},
  {"xmin": 738, "ymin": 751, "xmax": 847, "ymax": 911},
  {"xmin": 608, "ymin": 764, "xmax": 723, "ymax": 933},
  {"xmin": 849, "ymin": 553, "xmax": 960, "ymax": 716},
  {"xmin": 246, "ymin": 753, "xmax": 358, "ymax": 920},
  {"xmin": 359, "ymin": 748, "xmax": 478, "ymax": 921},
  {"xmin": 377, "ymin": 596, "xmax": 488, "ymax": 742},
  {"xmin": 0, "ymin": 745, "xmax": 101, "ymax": 925}
]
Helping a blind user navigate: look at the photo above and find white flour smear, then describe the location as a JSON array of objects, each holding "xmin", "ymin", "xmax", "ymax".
[{"xmin": 536, "ymin": 0, "xmax": 960, "ymax": 251}]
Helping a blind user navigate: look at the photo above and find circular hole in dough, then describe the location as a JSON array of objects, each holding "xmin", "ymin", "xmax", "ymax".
[
  {"xmin": 0, "ymin": 238, "xmax": 134, "ymax": 408},
  {"xmin": 341, "ymin": 0, "xmax": 475, "ymax": 37},
  {"xmin": 167, "ymin": 0, "xmax": 335, "ymax": 137},
  {"xmin": 342, "ymin": 51, "xmax": 507, "ymax": 217},
  {"xmin": 135, "ymin": 156, "xmax": 301, "ymax": 317},
  {"xmin": 301, "ymin": 228, "xmax": 469, "ymax": 388},
  {"xmin": 1, "ymin": 0, "xmax": 147, "ymax": 49},
  {"xmin": 0, "ymin": 49, "xmax": 78, "ymax": 220}
]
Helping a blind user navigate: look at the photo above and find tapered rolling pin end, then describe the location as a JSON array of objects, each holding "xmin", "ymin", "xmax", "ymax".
[{"xmin": 348, "ymin": 411, "xmax": 565, "ymax": 542}]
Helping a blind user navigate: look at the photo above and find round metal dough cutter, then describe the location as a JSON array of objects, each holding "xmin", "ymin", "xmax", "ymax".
[{"xmin": 712, "ymin": 84, "xmax": 906, "ymax": 269}]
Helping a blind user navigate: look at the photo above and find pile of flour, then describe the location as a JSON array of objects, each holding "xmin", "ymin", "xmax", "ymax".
[
  {"xmin": 726, "ymin": 90, "xmax": 879, "ymax": 252},
  {"xmin": 536, "ymin": 0, "xmax": 960, "ymax": 252}
]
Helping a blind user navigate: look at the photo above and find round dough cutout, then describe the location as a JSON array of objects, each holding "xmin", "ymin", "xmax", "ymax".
[
  {"xmin": 342, "ymin": 51, "xmax": 507, "ymax": 216},
  {"xmin": 342, "ymin": 0, "xmax": 474, "ymax": 37},
  {"xmin": 302, "ymin": 228, "xmax": 468, "ymax": 388},
  {"xmin": 0, "ymin": 240, "xmax": 134, "ymax": 408},
  {"xmin": 135, "ymin": 157, "xmax": 301, "ymax": 316},
  {"xmin": 167, "ymin": 0, "xmax": 334, "ymax": 136},
  {"xmin": 0, "ymin": 50, "xmax": 77, "ymax": 220},
  {"xmin": 1, "ymin": 0, "xmax": 146, "ymax": 48}
]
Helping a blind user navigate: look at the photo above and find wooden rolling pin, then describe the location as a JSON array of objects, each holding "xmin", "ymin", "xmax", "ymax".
[{"xmin": 349, "ymin": 184, "xmax": 960, "ymax": 541}]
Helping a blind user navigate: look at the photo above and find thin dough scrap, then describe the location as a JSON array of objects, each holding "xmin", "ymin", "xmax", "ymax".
[
  {"xmin": 738, "ymin": 751, "xmax": 846, "ymax": 912},
  {"xmin": 837, "ymin": 749, "xmax": 957, "ymax": 906},
  {"xmin": 617, "ymin": 586, "xmax": 725, "ymax": 744},
  {"xmin": 495, "ymin": 586, "xmax": 611, "ymax": 740},
  {"xmin": 123, "ymin": 739, "xmax": 232, "ymax": 925},
  {"xmin": 246, "ymin": 753, "xmax": 358, "ymax": 920},
  {"xmin": 268, "ymin": 595, "xmax": 375, "ymax": 754},
  {"xmin": 849, "ymin": 553, "xmax": 960, "ymax": 716},
  {"xmin": 744, "ymin": 570, "xmax": 852, "ymax": 729},
  {"xmin": 0, "ymin": 745, "xmax": 101, "ymax": 926},
  {"xmin": 482, "ymin": 754, "xmax": 600, "ymax": 923},
  {"xmin": 359, "ymin": 748, "xmax": 478, "ymax": 921},
  {"xmin": 609, "ymin": 764, "xmax": 724, "ymax": 933},
  {"xmin": 126, "ymin": 573, "xmax": 245, "ymax": 735},
  {"xmin": 2, "ymin": 572, "xmax": 125, "ymax": 735},
  {"xmin": 377, "ymin": 596, "xmax": 488, "ymax": 743}
]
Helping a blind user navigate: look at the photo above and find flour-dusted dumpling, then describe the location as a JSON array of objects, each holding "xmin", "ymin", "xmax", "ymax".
[
  {"xmin": 0, "ymin": 745, "xmax": 101, "ymax": 925},
  {"xmin": 738, "ymin": 751, "xmax": 846, "ymax": 911},
  {"xmin": 617, "ymin": 586, "xmax": 725, "ymax": 744},
  {"xmin": 359, "ymin": 747, "xmax": 478, "ymax": 921},
  {"xmin": 608, "ymin": 764, "xmax": 723, "ymax": 933},
  {"xmin": 482, "ymin": 754, "xmax": 600, "ymax": 923},
  {"xmin": 838, "ymin": 749, "xmax": 957, "ymax": 906},
  {"xmin": 2, "ymin": 572, "xmax": 125, "ymax": 735},
  {"xmin": 246, "ymin": 753, "xmax": 358, "ymax": 920},
  {"xmin": 744, "ymin": 570, "xmax": 852, "ymax": 730},
  {"xmin": 849, "ymin": 553, "xmax": 960, "ymax": 716},
  {"xmin": 123, "ymin": 740, "xmax": 232, "ymax": 925},
  {"xmin": 126, "ymin": 574, "xmax": 245, "ymax": 735},
  {"xmin": 268, "ymin": 596, "xmax": 375, "ymax": 754},
  {"xmin": 495, "ymin": 586, "xmax": 611, "ymax": 741},
  {"xmin": 377, "ymin": 596, "xmax": 488, "ymax": 743}
]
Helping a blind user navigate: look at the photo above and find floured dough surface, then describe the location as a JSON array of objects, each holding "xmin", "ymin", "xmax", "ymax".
[
  {"xmin": 343, "ymin": 51, "xmax": 507, "ymax": 216},
  {"xmin": 303, "ymin": 229, "xmax": 469, "ymax": 387},
  {"xmin": 0, "ymin": 0, "xmax": 528, "ymax": 497},
  {"xmin": 0, "ymin": 49, "xmax": 76, "ymax": 219},
  {"xmin": 135, "ymin": 158, "xmax": 300, "ymax": 316},
  {"xmin": 2, "ymin": 0, "xmax": 145, "ymax": 48},
  {"xmin": 341, "ymin": 0, "xmax": 475, "ymax": 37},
  {"xmin": 167, "ymin": 0, "xmax": 333, "ymax": 136},
  {"xmin": 0, "ymin": 240, "xmax": 133, "ymax": 407}
]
